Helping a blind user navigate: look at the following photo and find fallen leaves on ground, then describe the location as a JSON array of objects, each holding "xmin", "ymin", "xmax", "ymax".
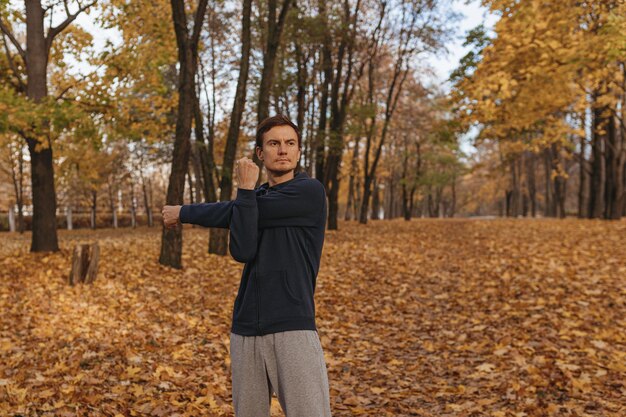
[{"xmin": 0, "ymin": 218, "xmax": 625, "ymax": 416}]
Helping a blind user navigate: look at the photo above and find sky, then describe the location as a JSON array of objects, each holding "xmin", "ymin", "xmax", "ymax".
[
  {"xmin": 427, "ymin": 1, "xmax": 498, "ymax": 158},
  {"xmin": 428, "ymin": 0, "xmax": 498, "ymax": 91}
]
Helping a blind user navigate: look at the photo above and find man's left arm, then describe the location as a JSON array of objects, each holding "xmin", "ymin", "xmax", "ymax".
[
  {"xmin": 177, "ymin": 191, "xmax": 258, "ymax": 263},
  {"xmin": 179, "ymin": 201, "xmax": 234, "ymax": 228}
]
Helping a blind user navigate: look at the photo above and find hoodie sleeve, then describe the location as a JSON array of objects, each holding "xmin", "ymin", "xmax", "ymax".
[
  {"xmin": 179, "ymin": 189, "xmax": 258, "ymax": 263},
  {"xmin": 179, "ymin": 201, "xmax": 234, "ymax": 228},
  {"xmin": 228, "ymin": 189, "xmax": 258, "ymax": 263},
  {"xmin": 257, "ymin": 179, "xmax": 327, "ymax": 229}
]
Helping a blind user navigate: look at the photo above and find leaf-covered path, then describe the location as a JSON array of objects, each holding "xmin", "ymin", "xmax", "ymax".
[{"xmin": 1, "ymin": 219, "xmax": 625, "ymax": 416}]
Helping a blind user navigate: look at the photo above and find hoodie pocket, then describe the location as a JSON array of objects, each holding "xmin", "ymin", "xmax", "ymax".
[{"xmin": 258, "ymin": 269, "xmax": 303, "ymax": 321}]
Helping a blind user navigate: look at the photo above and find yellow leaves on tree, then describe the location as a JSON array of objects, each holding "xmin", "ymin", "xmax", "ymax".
[{"xmin": 453, "ymin": 0, "xmax": 625, "ymax": 155}]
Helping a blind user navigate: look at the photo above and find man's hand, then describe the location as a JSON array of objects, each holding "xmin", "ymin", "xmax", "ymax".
[
  {"xmin": 162, "ymin": 205, "xmax": 182, "ymax": 229},
  {"xmin": 236, "ymin": 157, "xmax": 260, "ymax": 190}
]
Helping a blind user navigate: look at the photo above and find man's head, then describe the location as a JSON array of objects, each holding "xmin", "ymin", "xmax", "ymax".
[{"xmin": 255, "ymin": 114, "xmax": 302, "ymax": 176}]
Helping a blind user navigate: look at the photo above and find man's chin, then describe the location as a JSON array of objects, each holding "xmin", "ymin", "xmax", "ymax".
[{"xmin": 266, "ymin": 167, "xmax": 295, "ymax": 176}]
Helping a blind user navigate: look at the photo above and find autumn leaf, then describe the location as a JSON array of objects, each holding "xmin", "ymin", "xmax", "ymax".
[{"xmin": 1, "ymin": 219, "xmax": 625, "ymax": 416}]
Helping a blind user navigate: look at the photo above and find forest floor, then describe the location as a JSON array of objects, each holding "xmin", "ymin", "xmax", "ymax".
[{"xmin": 1, "ymin": 218, "xmax": 625, "ymax": 416}]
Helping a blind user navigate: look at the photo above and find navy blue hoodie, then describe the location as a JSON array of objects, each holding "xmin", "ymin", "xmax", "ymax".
[{"xmin": 179, "ymin": 171, "xmax": 327, "ymax": 336}]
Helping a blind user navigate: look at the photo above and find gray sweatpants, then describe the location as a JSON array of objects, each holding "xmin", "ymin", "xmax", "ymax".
[{"xmin": 229, "ymin": 330, "xmax": 332, "ymax": 417}]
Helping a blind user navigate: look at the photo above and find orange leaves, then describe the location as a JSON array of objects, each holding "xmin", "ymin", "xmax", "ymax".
[{"xmin": 1, "ymin": 219, "xmax": 626, "ymax": 415}]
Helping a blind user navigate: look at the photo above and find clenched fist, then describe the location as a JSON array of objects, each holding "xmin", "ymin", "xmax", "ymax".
[
  {"xmin": 236, "ymin": 157, "xmax": 260, "ymax": 190},
  {"xmin": 162, "ymin": 205, "xmax": 182, "ymax": 229}
]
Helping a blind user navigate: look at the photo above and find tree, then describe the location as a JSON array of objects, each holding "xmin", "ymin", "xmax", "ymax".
[
  {"xmin": 0, "ymin": 133, "xmax": 27, "ymax": 232},
  {"xmin": 0, "ymin": 0, "xmax": 97, "ymax": 251},
  {"xmin": 159, "ymin": 0, "xmax": 209, "ymax": 269},
  {"xmin": 209, "ymin": 0, "xmax": 253, "ymax": 255},
  {"xmin": 452, "ymin": 0, "xmax": 626, "ymax": 219}
]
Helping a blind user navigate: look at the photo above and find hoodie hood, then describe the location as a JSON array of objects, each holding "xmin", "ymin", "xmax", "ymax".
[{"xmin": 258, "ymin": 171, "xmax": 310, "ymax": 194}]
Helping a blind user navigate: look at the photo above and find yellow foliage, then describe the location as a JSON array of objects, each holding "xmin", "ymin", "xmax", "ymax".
[{"xmin": 453, "ymin": 0, "xmax": 625, "ymax": 159}]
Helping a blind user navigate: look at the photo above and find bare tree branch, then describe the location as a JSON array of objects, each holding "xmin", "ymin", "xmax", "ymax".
[
  {"xmin": 63, "ymin": 0, "xmax": 72, "ymax": 17},
  {"xmin": 49, "ymin": 4, "xmax": 55, "ymax": 33},
  {"xmin": 190, "ymin": 0, "xmax": 209, "ymax": 52},
  {"xmin": 1, "ymin": 32, "xmax": 26, "ymax": 92},
  {"xmin": 46, "ymin": 0, "xmax": 98, "ymax": 51},
  {"xmin": 0, "ymin": 18, "xmax": 26, "ymax": 60}
]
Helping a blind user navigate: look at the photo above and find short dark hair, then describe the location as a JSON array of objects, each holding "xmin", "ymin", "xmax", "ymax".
[{"xmin": 255, "ymin": 114, "xmax": 302, "ymax": 149}]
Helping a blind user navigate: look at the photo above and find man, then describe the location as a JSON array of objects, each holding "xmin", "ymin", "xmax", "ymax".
[{"xmin": 162, "ymin": 114, "xmax": 332, "ymax": 417}]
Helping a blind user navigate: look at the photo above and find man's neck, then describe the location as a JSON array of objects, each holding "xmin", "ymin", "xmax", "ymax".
[{"xmin": 267, "ymin": 169, "xmax": 295, "ymax": 188}]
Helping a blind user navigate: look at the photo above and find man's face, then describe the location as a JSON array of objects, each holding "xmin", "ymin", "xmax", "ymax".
[{"xmin": 256, "ymin": 125, "xmax": 301, "ymax": 175}]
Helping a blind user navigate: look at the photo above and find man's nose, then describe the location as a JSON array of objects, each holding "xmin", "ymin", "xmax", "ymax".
[{"xmin": 278, "ymin": 143, "xmax": 287, "ymax": 153}]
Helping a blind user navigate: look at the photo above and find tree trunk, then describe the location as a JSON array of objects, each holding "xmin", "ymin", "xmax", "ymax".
[
  {"xmin": 304, "ymin": 79, "xmax": 316, "ymax": 175},
  {"xmin": 589, "ymin": 91, "xmax": 607, "ymax": 218},
  {"xmin": 194, "ymin": 66, "xmax": 218, "ymax": 204},
  {"xmin": 140, "ymin": 174, "xmax": 153, "ymax": 227},
  {"xmin": 256, "ymin": 0, "xmax": 292, "ymax": 124},
  {"xmin": 8, "ymin": 141, "xmax": 25, "ymax": 233},
  {"xmin": 505, "ymin": 188, "xmax": 512, "ymax": 217},
  {"xmin": 604, "ymin": 112, "xmax": 624, "ymax": 219},
  {"xmin": 402, "ymin": 186, "xmax": 410, "ymax": 221},
  {"xmin": 23, "ymin": 0, "xmax": 58, "ymax": 251},
  {"xmin": 108, "ymin": 181, "xmax": 118, "ymax": 228},
  {"xmin": 510, "ymin": 155, "xmax": 522, "ymax": 217},
  {"xmin": 324, "ymin": 1, "xmax": 364, "ymax": 229},
  {"xmin": 160, "ymin": 0, "xmax": 209, "ymax": 269},
  {"xmin": 543, "ymin": 147, "xmax": 554, "ymax": 217},
  {"xmin": 435, "ymin": 186, "xmax": 443, "ymax": 218},
  {"xmin": 345, "ymin": 178, "xmax": 354, "ymax": 220},
  {"xmin": 345, "ymin": 136, "xmax": 360, "ymax": 221},
  {"xmin": 294, "ymin": 27, "xmax": 307, "ymax": 174},
  {"xmin": 358, "ymin": 60, "xmax": 377, "ymax": 224},
  {"xmin": 253, "ymin": 0, "xmax": 293, "ymax": 186},
  {"xmin": 371, "ymin": 177, "xmax": 380, "ymax": 220},
  {"xmin": 190, "ymin": 133, "xmax": 205, "ymax": 203},
  {"xmin": 385, "ymin": 173, "xmax": 394, "ymax": 219},
  {"xmin": 130, "ymin": 179, "xmax": 137, "ymax": 228},
  {"xmin": 401, "ymin": 135, "xmax": 411, "ymax": 221},
  {"xmin": 91, "ymin": 190, "xmax": 97, "ymax": 229},
  {"xmin": 68, "ymin": 243, "xmax": 100, "ymax": 286},
  {"xmin": 187, "ymin": 166, "xmax": 195, "ymax": 204},
  {"xmin": 551, "ymin": 143, "xmax": 567, "ymax": 218},
  {"xmin": 66, "ymin": 206, "xmax": 73, "ymax": 230},
  {"xmin": 354, "ymin": 171, "xmax": 362, "ymax": 221},
  {"xmin": 4, "ymin": 0, "xmax": 94, "ymax": 246},
  {"xmin": 578, "ymin": 112, "xmax": 589, "ymax": 218},
  {"xmin": 9, "ymin": 205, "xmax": 16, "ymax": 232},
  {"xmin": 210, "ymin": 0, "xmax": 252, "ymax": 256},
  {"xmin": 359, "ymin": 63, "xmax": 410, "ymax": 223},
  {"xmin": 524, "ymin": 150, "xmax": 537, "ymax": 217},
  {"xmin": 314, "ymin": 0, "xmax": 332, "ymax": 182},
  {"xmin": 196, "ymin": 66, "xmax": 218, "ymax": 203},
  {"xmin": 450, "ymin": 174, "xmax": 457, "ymax": 217}
]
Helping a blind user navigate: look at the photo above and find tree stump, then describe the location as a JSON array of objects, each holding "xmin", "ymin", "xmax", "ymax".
[{"xmin": 68, "ymin": 243, "xmax": 100, "ymax": 285}]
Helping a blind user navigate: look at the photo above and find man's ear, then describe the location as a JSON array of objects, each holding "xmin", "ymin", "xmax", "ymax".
[{"xmin": 255, "ymin": 146, "xmax": 263, "ymax": 161}]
